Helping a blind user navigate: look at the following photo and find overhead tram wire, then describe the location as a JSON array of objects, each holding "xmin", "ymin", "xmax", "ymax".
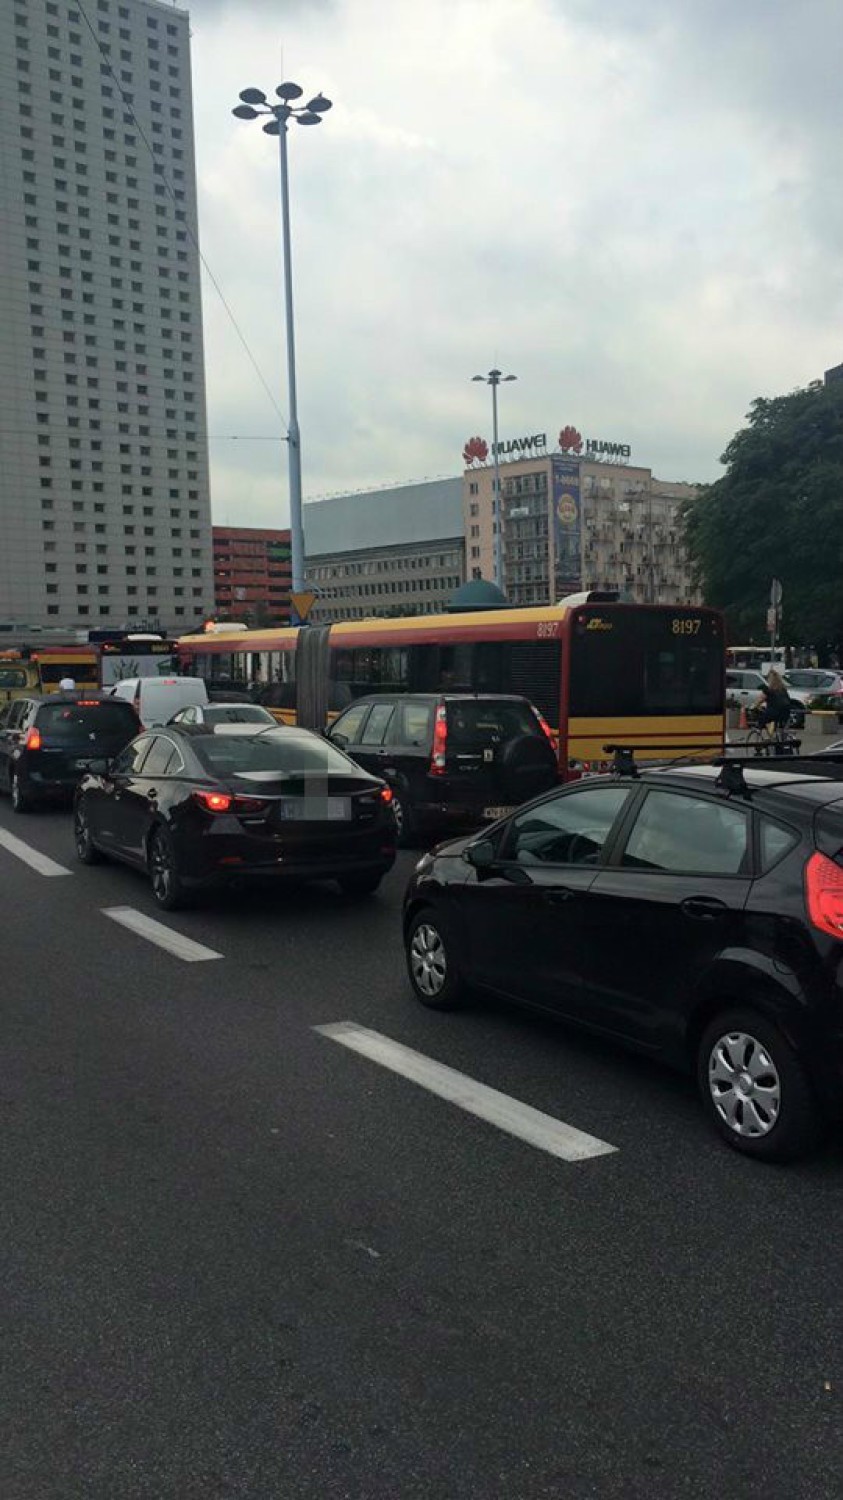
[{"xmin": 73, "ymin": 0, "xmax": 287, "ymax": 433}]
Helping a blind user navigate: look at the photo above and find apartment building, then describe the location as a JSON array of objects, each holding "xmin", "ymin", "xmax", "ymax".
[
  {"xmin": 463, "ymin": 435, "xmax": 701, "ymax": 606},
  {"xmin": 212, "ymin": 526, "xmax": 291, "ymax": 625},
  {"xmin": 0, "ymin": 0, "xmax": 214, "ymax": 630}
]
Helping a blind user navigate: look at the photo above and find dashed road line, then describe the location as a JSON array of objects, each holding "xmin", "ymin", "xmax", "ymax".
[
  {"xmin": 0, "ymin": 828, "xmax": 72, "ymax": 878},
  {"xmin": 315, "ymin": 1022, "xmax": 618, "ymax": 1163},
  {"xmin": 102, "ymin": 906, "xmax": 223, "ymax": 963}
]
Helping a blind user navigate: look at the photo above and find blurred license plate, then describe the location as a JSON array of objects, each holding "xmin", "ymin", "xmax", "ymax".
[
  {"xmin": 278, "ymin": 798, "xmax": 350, "ymax": 821},
  {"xmin": 482, "ymin": 805, "xmax": 515, "ymax": 820}
]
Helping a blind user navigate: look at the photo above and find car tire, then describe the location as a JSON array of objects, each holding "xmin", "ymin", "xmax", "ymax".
[
  {"xmin": 148, "ymin": 826, "xmax": 186, "ymax": 911},
  {"xmin": 74, "ymin": 802, "xmax": 103, "ymax": 865},
  {"xmin": 10, "ymin": 772, "xmax": 33, "ymax": 814},
  {"xmin": 338, "ymin": 870, "xmax": 384, "ymax": 897},
  {"xmin": 391, "ymin": 791, "xmax": 416, "ymax": 849},
  {"xmin": 406, "ymin": 907, "xmax": 465, "ymax": 1011},
  {"xmin": 696, "ymin": 1008, "xmax": 825, "ymax": 1162}
]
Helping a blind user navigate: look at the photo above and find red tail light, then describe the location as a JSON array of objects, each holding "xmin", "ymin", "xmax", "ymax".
[
  {"xmin": 430, "ymin": 705, "xmax": 448, "ymax": 776},
  {"xmin": 25, "ymin": 727, "xmax": 42, "ymax": 750},
  {"xmin": 804, "ymin": 851, "xmax": 843, "ymax": 938},
  {"xmin": 192, "ymin": 789, "xmax": 232, "ymax": 814},
  {"xmin": 77, "ymin": 700, "xmax": 99, "ymax": 706},
  {"xmin": 380, "ymin": 785, "xmax": 393, "ymax": 803}
]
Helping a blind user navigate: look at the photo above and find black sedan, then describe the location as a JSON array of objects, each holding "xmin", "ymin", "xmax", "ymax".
[
  {"xmin": 403, "ymin": 759, "xmax": 843, "ymax": 1162},
  {"xmin": 74, "ymin": 724, "xmax": 396, "ymax": 909}
]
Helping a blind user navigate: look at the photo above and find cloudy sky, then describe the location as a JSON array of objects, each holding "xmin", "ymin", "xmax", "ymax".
[{"xmin": 180, "ymin": 0, "xmax": 842, "ymax": 525}]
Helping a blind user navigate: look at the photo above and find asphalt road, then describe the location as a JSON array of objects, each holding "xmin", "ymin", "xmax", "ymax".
[{"xmin": 2, "ymin": 796, "xmax": 843, "ymax": 1499}]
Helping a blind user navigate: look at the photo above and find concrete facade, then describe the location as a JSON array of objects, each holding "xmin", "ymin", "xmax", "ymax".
[
  {"xmin": 303, "ymin": 479, "xmax": 465, "ymax": 622},
  {"xmin": 0, "ymin": 0, "xmax": 214, "ymax": 631}
]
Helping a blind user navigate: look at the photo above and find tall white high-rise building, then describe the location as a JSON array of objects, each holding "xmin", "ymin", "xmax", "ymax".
[{"xmin": 0, "ymin": 0, "xmax": 214, "ymax": 631}]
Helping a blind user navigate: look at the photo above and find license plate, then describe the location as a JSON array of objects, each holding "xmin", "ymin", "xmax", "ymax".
[
  {"xmin": 278, "ymin": 797, "xmax": 350, "ymax": 821},
  {"xmin": 482, "ymin": 805, "xmax": 515, "ymax": 820}
]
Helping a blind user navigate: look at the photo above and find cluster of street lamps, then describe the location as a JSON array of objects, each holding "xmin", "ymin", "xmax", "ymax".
[{"xmin": 471, "ymin": 369, "xmax": 517, "ymax": 591}]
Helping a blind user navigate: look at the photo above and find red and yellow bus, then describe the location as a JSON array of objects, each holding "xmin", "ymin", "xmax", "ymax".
[{"xmin": 178, "ymin": 598, "xmax": 725, "ymax": 775}]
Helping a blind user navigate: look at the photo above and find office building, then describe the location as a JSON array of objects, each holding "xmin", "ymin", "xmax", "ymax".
[
  {"xmin": 212, "ymin": 526, "xmax": 291, "ymax": 625},
  {"xmin": 0, "ymin": 0, "xmax": 214, "ymax": 631},
  {"xmin": 463, "ymin": 428, "xmax": 702, "ymax": 606},
  {"xmin": 304, "ymin": 479, "xmax": 465, "ymax": 623}
]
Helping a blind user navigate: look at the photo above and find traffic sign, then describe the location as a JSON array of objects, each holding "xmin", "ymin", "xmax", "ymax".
[
  {"xmin": 290, "ymin": 590, "xmax": 317, "ymax": 622},
  {"xmin": 770, "ymin": 577, "xmax": 783, "ymax": 608}
]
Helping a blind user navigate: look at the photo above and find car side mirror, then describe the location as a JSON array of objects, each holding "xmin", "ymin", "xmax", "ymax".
[
  {"xmin": 463, "ymin": 839, "xmax": 496, "ymax": 870},
  {"xmin": 331, "ymin": 731, "xmax": 348, "ymax": 747},
  {"xmin": 82, "ymin": 757, "xmax": 110, "ymax": 777}
]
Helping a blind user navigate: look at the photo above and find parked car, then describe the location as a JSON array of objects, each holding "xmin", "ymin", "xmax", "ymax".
[
  {"xmin": 73, "ymin": 724, "xmax": 396, "ymax": 909},
  {"xmin": 402, "ymin": 759, "xmax": 843, "ymax": 1162},
  {"xmin": 782, "ymin": 669, "xmax": 843, "ymax": 707},
  {"xmin": 326, "ymin": 693, "xmax": 559, "ymax": 846},
  {"xmin": 110, "ymin": 675, "xmax": 208, "ymax": 728},
  {"xmin": 726, "ymin": 670, "xmax": 805, "ymax": 728},
  {"xmin": 169, "ymin": 703, "xmax": 277, "ymax": 728},
  {"xmin": 0, "ymin": 692, "xmax": 141, "ymax": 812}
]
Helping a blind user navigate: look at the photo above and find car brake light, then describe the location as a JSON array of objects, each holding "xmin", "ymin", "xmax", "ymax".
[
  {"xmin": 430, "ymin": 705, "xmax": 448, "ymax": 775},
  {"xmin": 77, "ymin": 700, "xmax": 99, "ymax": 706},
  {"xmin": 192, "ymin": 789, "xmax": 232, "ymax": 813},
  {"xmin": 804, "ymin": 851, "xmax": 843, "ymax": 939},
  {"xmin": 25, "ymin": 727, "xmax": 42, "ymax": 750},
  {"xmin": 380, "ymin": 785, "xmax": 393, "ymax": 803}
]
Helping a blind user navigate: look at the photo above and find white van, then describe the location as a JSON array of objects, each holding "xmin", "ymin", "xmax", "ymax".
[{"xmin": 111, "ymin": 675, "xmax": 208, "ymax": 728}]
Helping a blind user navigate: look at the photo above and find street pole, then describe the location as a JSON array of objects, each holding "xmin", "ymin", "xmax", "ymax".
[
  {"xmin": 276, "ymin": 122, "xmax": 304, "ymax": 601},
  {"xmin": 491, "ymin": 375, "xmax": 502, "ymax": 591}
]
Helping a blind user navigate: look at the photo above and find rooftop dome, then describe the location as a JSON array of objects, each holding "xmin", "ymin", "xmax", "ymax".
[{"xmin": 448, "ymin": 578, "xmax": 510, "ymax": 613}]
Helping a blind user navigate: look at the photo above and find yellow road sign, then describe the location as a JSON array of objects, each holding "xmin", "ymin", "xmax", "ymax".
[{"xmin": 290, "ymin": 590, "xmax": 317, "ymax": 622}]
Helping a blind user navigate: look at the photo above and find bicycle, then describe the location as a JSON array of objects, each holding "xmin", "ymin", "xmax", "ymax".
[{"xmin": 744, "ymin": 712, "xmax": 800, "ymax": 757}]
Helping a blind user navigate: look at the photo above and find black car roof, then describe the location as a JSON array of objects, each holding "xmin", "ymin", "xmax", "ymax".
[
  {"xmin": 348, "ymin": 693, "xmax": 533, "ymax": 704},
  {"xmin": 638, "ymin": 762, "xmax": 843, "ymax": 811}
]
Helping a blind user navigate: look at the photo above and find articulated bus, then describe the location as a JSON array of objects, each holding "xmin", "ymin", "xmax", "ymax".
[{"xmin": 178, "ymin": 597, "xmax": 726, "ymax": 775}]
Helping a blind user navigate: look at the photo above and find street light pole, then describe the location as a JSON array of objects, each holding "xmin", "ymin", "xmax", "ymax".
[
  {"xmin": 471, "ymin": 368, "xmax": 517, "ymax": 591},
  {"xmin": 275, "ymin": 118, "xmax": 303, "ymax": 597},
  {"xmin": 232, "ymin": 82, "xmax": 332, "ymax": 615}
]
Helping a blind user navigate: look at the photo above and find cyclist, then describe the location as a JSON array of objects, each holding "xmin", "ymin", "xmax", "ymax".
[{"xmin": 753, "ymin": 668, "xmax": 791, "ymax": 734}]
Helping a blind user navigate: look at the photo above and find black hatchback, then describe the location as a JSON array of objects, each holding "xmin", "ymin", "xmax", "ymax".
[
  {"xmin": 0, "ymin": 693, "xmax": 141, "ymax": 812},
  {"xmin": 74, "ymin": 723, "xmax": 396, "ymax": 909},
  {"xmin": 327, "ymin": 693, "xmax": 559, "ymax": 846},
  {"xmin": 403, "ymin": 758, "xmax": 843, "ymax": 1162}
]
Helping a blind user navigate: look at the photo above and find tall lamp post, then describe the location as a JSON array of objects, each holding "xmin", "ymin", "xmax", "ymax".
[
  {"xmin": 233, "ymin": 82, "xmax": 332, "ymax": 617},
  {"xmin": 471, "ymin": 368, "xmax": 516, "ymax": 590}
]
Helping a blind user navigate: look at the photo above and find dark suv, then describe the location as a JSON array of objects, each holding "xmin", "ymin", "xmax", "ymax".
[
  {"xmin": 0, "ymin": 693, "xmax": 141, "ymax": 812},
  {"xmin": 403, "ymin": 758, "xmax": 843, "ymax": 1161},
  {"xmin": 327, "ymin": 694, "xmax": 559, "ymax": 845}
]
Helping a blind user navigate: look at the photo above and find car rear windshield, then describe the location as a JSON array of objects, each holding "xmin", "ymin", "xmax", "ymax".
[
  {"xmin": 37, "ymin": 702, "xmax": 138, "ymax": 742},
  {"xmin": 204, "ymin": 705, "xmax": 273, "ymax": 724},
  {"xmin": 446, "ymin": 700, "xmax": 540, "ymax": 749},
  {"xmin": 195, "ymin": 731, "xmax": 355, "ymax": 778}
]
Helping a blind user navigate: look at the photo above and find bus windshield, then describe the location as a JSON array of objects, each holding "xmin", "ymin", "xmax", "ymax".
[{"xmin": 569, "ymin": 608, "xmax": 723, "ymax": 717}]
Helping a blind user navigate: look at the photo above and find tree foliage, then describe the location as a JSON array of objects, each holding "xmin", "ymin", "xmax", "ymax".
[{"xmin": 682, "ymin": 381, "xmax": 843, "ymax": 652}]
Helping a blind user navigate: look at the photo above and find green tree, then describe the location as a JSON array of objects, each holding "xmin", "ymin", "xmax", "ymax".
[{"xmin": 682, "ymin": 381, "xmax": 843, "ymax": 655}]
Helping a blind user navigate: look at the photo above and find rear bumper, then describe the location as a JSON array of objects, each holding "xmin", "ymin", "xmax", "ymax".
[
  {"xmin": 185, "ymin": 853, "xmax": 396, "ymax": 888},
  {"xmin": 176, "ymin": 820, "xmax": 397, "ymax": 885}
]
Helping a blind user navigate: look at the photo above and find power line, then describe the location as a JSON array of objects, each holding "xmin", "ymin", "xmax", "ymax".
[{"xmin": 74, "ymin": 0, "xmax": 287, "ymax": 432}]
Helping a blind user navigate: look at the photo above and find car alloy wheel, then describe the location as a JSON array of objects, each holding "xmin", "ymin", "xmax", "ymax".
[
  {"xmin": 392, "ymin": 793, "xmax": 415, "ymax": 848},
  {"xmin": 74, "ymin": 804, "xmax": 101, "ymax": 865},
  {"xmin": 149, "ymin": 829, "xmax": 183, "ymax": 910},
  {"xmin": 707, "ymin": 1030, "xmax": 781, "ymax": 1139},
  {"xmin": 410, "ymin": 921, "xmax": 447, "ymax": 997},
  {"xmin": 10, "ymin": 773, "xmax": 30, "ymax": 813}
]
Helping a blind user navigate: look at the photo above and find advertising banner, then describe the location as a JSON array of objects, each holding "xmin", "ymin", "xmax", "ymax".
[{"xmin": 551, "ymin": 455, "xmax": 582, "ymax": 596}]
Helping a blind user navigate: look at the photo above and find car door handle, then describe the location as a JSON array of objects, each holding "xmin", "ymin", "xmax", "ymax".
[
  {"xmin": 681, "ymin": 896, "xmax": 728, "ymax": 921},
  {"xmin": 543, "ymin": 888, "xmax": 573, "ymax": 905}
]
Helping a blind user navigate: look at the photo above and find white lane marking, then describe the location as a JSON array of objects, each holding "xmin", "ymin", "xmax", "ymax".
[
  {"xmin": 315, "ymin": 1022, "xmax": 617, "ymax": 1163},
  {"xmin": 102, "ymin": 906, "xmax": 223, "ymax": 963},
  {"xmin": 0, "ymin": 827, "xmax": 72, "ymax": 878}
]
